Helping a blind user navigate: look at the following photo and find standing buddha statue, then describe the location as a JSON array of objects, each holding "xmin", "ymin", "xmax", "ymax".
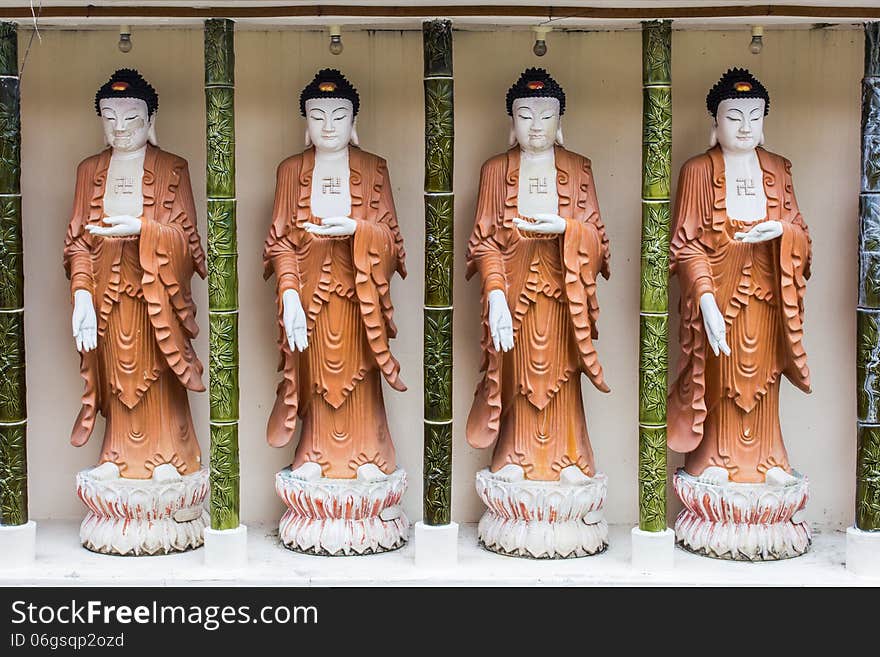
[
  {"xmin": 668, "ymin": 68, "xmax": 813, "ymax": 560},
  {"xmin": 264, "ymin": 69, "xmax": 409, "ymax": 556},
  {"xmin": 466, "ymin": 68, "xmax": 612, "ymax": 558},
  {"xmin": 64, "ymin": 69, "xmax": 209, "ymax": 555}
]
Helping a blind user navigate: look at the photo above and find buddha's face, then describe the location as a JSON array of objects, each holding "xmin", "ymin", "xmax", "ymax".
[
  {"xmin": 512, "ymin": 97, "xmax": 560, "ymax": 154},
  {"xmin": 305, "ymin": 98, "xmax": 355, "ymax": 153},
  {"xmin": 714, "ymin": 97, "xmax": 765, "ymax": 154},
  {"xmin": 99, "ymin": 97, "xmax": 152, "ymax": 153}
]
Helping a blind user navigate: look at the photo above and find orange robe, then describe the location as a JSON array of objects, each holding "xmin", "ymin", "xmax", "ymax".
[
  {"xmin": 63, "ymin": 145, "xmax": 207, "ymax": 479},
  {"xmin": 668, "ymin": 146, "xmax": 812, "ymax": 483},
  {"xmin": 263, "ymin": 146, "xmax": 407, "ymax": 479},
  {"xmin": 466, "ymin": 146, "xmax": 611, "ymax": 481}
]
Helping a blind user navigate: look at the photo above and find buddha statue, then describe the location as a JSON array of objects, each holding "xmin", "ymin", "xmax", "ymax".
[
  {"xmin": 264, "ymin": 69, "xmax": 409, "ymax": 555},
  {"xmin": 64, "ymin": 68, "xmax": 209, "ymax": 555},
  {"xmin": 466, "ymin": 68, "xmax": 611, "ymax": 558},
  {"xmin": 668, "ymin": 68, "xmax": 813, "ymax": 560}
]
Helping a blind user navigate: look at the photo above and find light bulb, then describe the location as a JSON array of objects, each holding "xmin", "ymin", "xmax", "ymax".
[
  {"xmin": 329, "ymin": 25, "xmax": 343, "ymax": 55},
  {"xmin": 532, "ymin": 26, "xmax": 550, "ymax": 57},
  {"xmin": 118, "ymin": 25, "xmax": 132, "ymax": 53},
  {"xmin": 749, "ymin": 26, "xmax": 763, "ymax": 55}
]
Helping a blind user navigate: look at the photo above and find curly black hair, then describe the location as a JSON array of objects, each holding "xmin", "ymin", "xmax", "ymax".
[
  {"xmin": 506, "ymin": 67, "xmax": 566, "ymax": 116},
  {"xmin": 706, "ymin": 68, "xmax": 770, "ymax": 117},
  {"xmin": 299, "ymin": 68, "xmax": 360, "ymax": 117},
  {"xmin": 94, "ymin": 68, "xmax": 159, "ymax": 117}
]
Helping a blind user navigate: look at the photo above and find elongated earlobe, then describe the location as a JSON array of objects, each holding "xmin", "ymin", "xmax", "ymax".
[
  {"xmin": 555, "ymin": 125, "xmax": 564, "ymax": 146},
  {"xmin": 709, "ymin": 123, "xmax": 718, "ymax": 148},
  {"xmin": 508, "ymin": 124, "xmax": 517, "ymax": 148},
  {"xmin": 350, "ymin": 120, "xmax": 360, "ymax": 147},
  {"xmin": 147, "ymin": 115, "xmax": 159, "ymax": 146},
  {"xmin": 759, "ymin": 133, "xmax": 765, "ymax": 146},
  {"xmin": 304, "ymin": 128, "xmax": 312, "ymax": 147}
]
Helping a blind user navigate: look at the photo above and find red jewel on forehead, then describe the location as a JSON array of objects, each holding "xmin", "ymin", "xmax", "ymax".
[
  {"xmin": 526, "ymin": 80, "xmax": 545, "ymax": 90},
  {"xmin": 734, "ymin": 81, "xmax": 753, "ymax": 92},
  {"xmin": 318, "ymin": 81, "xmax": 337, "ymax": 92},
  {"xmin": 110, "ymin": 81, "xmax": 130, "ymax": 92}
]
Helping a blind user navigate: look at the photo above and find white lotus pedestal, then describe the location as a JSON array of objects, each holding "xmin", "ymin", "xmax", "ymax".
[
  {"xmin": 76, "ymin": 467, "xmax": 209, "ymax": 556},
  {"xmin": 475, "ymin": 468, "xmax": 608, "ymax": 559},
  {"xmin": 275, "ymin": 467, "xmax": 409, "ymax": 556},
  {"xmin": 673, "ymin": 469, "xmax": 811, "ymax": 561}
]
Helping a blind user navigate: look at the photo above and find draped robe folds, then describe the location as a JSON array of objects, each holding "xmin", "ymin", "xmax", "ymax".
[
  {"xmin": 63, "ymin": 145, "xmax": 207, "ymax": 479},
  {"xmin": 263, "ymin": 146, "xmax": 407, "ymax": 479},
  {"xmin": 466, "ymin": 146, "xmax": 611, "ymax": 481},
  {"xmin": 667, "ymin": 145, "xmax": 812, "ymax": 483}
]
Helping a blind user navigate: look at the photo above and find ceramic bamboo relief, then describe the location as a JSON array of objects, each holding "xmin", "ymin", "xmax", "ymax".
[
  {"xmin": 639, "ymin": 20, "xmax": 671, "ymax": 533},
  {"xmin": 423, "ymin": 18, "xmax": 454, "ymax": 526},
  {"xmin": 858, "ymin": 21, "xmax": 880, "ymax": 531},
  {"xmin": 205, "ymin": 18, "xmax": 240, "ymax": 531},
  {"xmin": 0, "ymin": 21, "xmax": 26, "ymax": 528}
]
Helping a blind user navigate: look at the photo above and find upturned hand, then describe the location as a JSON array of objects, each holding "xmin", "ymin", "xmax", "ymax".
[
  {"xmin": 488, "ymin": 289, "xmax": 514, "ymax": 352},
  {"xmin": 304, "ymin": 216, "xmax": 357, "ymax": 237},
  {"xmin": 85, "ymin": 214, "xmax": 142, "ymax": 237},
  {"xmin": 699, "ymin": 292, "xmax": 731, "ymax": 357},
  {"xmin": 513, "ymin": 213, "xmax": 566, "ymax": 235},
  {"xmin": 282, "ymin": 289, "xmax": 308, "ymax": 352},
  {"xmin": 734, "ymin": 220, "xmax": 782, "ymax": 243},
  {"xmin": 72, "ymin": 289, "xmax": 97, "ymax": 352}
]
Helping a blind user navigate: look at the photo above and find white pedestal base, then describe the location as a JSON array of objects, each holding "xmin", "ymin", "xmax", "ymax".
[
  {"xmin": 846, "ymin": 526, "xmax": 880, "ymax": 578},
  {"xmin": 275, "ymin": 467, "xmax": 409, "ymax": 556},
  {"xmin": 631, "ymin": 527, "xmax": 675, "ymax": 572},
  {"xmin": 673, "ymin": 468, "xmax": 810, "ymax": 561},
  {"xmin": 204, "ymin": 524, "xmax": 248, "ymax": 569},
  {"xmin": 475, "ymin": 468, "xmax": 608, "ymax": 559},
  {"xmin": 0, "ymin": 520, "xmax": 36, "ymax": 568},
  {"xmin": 77, "ymin": 467, "xmax": 209, "ymax": 556},
  {"xmin": 414, "ymin": 521, "xmax": 459, "ymax": 569}
]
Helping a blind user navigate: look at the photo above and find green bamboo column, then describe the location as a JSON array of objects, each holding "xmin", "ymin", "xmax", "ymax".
[
  {"xmin": 422, "ymin": 19, "xmax": 454, "ymax": 526},
  {"xmin": 857, "ymin": 21, "xmax": 880, "ymax": 531},
  {"xmin": 638, "ymin": 20, "xmax": 671, "ymax": 533},
  {"xmin": 204, "ymin": 18, "xmax": 239, "ymax": 531},
  {"xmin": 0, "ymin": 22, "xmax": 26, "ymax": 528}
]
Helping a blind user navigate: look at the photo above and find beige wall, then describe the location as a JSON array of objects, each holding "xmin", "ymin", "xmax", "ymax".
[{"xmin": 18, "ymin": 27, "xmax": 861, "ymax": 528}]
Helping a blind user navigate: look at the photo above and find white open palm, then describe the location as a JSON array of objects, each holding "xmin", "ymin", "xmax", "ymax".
[
  {"xmin": 488, "ymin": 289, "xmax": 514, "ymax": 352},
  {"xmin": 700, "ymin": 292, "xmax": 730, "ymax": 357},
  {"xmin": 72, "ymin": 289, "xmax": 97, "ymax": 352},
  {"xmin": 282, "ymin": 289, "xmax": 308, "ymax": 352}
]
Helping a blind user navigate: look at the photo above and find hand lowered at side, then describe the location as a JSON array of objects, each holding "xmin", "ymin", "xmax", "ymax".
[
  {"xmin": 72, "ymin": 289, "xmax": 97, "ymax": 353},
  {"xmin": 282, "ymin": 288, "xmax": 308, "ymax": 352},
  {"xmin": 488, "ymin": 288, "xmax": 514, "ymax": 352}
]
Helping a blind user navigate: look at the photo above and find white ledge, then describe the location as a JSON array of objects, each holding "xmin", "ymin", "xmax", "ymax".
[{"xmin": 0, "ymin": 520, "xmax": 871, "ymax": 586}]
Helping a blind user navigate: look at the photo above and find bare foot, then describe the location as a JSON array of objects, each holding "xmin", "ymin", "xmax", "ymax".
[
  {"xmin": 89, "ymin": 462, "xmax": 120, "ymax": 481},
  {"xmin": 290, "ymin": 462, "xmax": 323, "ymax": 481},
  {"xmin": 560, "ymin": 465, "xmax": 592, "ymax": 486},
  {"xmin": 765, "ymin": 466, "xmax": 797, "ymax": 487},
  {"xmin": 494, "ymin": 464, "xmax": 525, "ymax": 483},
  {"xmin": 697, "ymin": 466, "xmax": 730, "ymax": 485},
  {"xmin": 356, "ymin": 463, "xmax": 388, "ymax": 483},
  {"xmin": 152, "ymin": 463, "xmax": 183, "ymax": 483}
]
